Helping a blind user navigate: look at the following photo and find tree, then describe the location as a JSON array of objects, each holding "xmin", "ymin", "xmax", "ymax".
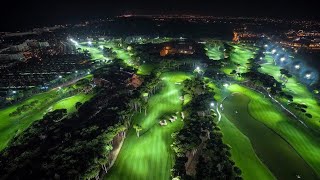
[
  {"xmin": 75, "ymin": 102, "xmax": 83, "ymax": 109},
  {"xmin": 133, "ymin": 124, "xmax": 143, "ymax": 137}
]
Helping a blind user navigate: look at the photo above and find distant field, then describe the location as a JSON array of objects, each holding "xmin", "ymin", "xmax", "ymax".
[
  {"xmin": 205, "ymin": 42, "xmax": 224, "ymax": 60},
  {"xmin": 0, "ymin": 90, "xmax": 93, "ymax": 151},
  {"xmin": 51, "ymin": 93, "xmax": 93, "ymax": 114}
]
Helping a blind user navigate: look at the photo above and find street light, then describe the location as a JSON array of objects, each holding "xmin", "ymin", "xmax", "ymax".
[
  {"xmin": 12, "ymin": 91, "xmax": 16, "ymax": 94},
  {"xmin": 223, "ymin": 83, "xmax": 229, "ymax": 87},
  {"xmin": 88, "ymin": 41, "xmax": 92, "ymax": 45},
  {"xmin": 280, "ymin": 57, "xmax": 286, "ymax": 62},
  {"xmin": 271, "ymin": 49, "xmax": 276, "ymax": 54},
  {"xmin": 260, "ymin": 57, "xmax": 263, "ymax": 60},
  {"xmin": 305, "ymin": 73, "xmax": 311, "ymax": 79},
  {"xmin": 99, "ymin": 45, "xmax": 104, "ymax": 49},
  {"xmin": 210, "ymin": 102, "xmax": 215, "ymax": 107},
  {"xmin": 294, "ymin": 65, "xmax": 300, "ymax": 69},
  {"xmin": 264, "ymin": 44, "xmax": 268, "ymax": 47},
  {"xmin": 58, "ymin": 75, "xmax": 62, "ymax": 78},
  {"xmin": 75, "ymin": 70, "xmax": 78, "ymax": 73}
]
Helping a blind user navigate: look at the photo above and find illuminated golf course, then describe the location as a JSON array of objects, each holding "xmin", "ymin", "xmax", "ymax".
[
  {"xmin": 0, "ymin": 86, "xmax": 93, "ymax": 150},
  {"xmin": 81, "ymin": 40, "xmax": 320, "ymax": 179},
  {"xmin": 204, "ymin": 43, "xmax": 320, "ymax": 179},
  {"xmin": 106, "ymin": 72, "xmax": 190, "ymax": 180},
  {"xmin": 2, "ymin": 38, "xmax": 320, "ymax": 179}
]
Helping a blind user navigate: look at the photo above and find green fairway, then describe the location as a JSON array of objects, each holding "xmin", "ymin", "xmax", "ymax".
[
  {"xmin": 78, "ymin": 41, "xmax": 135, "ymax": 67},
  {"xmin": 0, "ymin": 89, "xmax": 93, "ymax": 151},
  {"xmin": 0, "ymin": 91, "xmax": 60, "ymax": 150},
  {"xmin": 222, "ymin": 92, "xmax": 317, "ymax": 179},
  {"xmin": 229, "ymin": 44, "xmax": 256, "ymax": 74},
  {"xmin": 106, "ymin": 72, "xmax": 190, "ymax": 180},
  {"xmin": 205, "ymin": 42, "xmax": 224, "ymax": 60},
  {"xmin": 259, "ymin": 55, "xmax": 320, "ymax": 131},
  {"xmin": 227, "ymin": 84, "xmax": 320, "ymax": 178},
  {"xmin": 219, "ymin": 115, "xmax": 275, "ymax": 180},
  {"xmin": 78, "ymin": 42, "xmax": 105, "ymax": 60},
  {"xmin": 137, "ymin": 64, "xmax": 155, "ymax": 75},
  {"xmin": 51, "ymin": 93, "xmax": 94, "ymax": 114}
]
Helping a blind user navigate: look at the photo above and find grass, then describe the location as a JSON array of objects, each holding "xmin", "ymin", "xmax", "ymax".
[
  {"xmin": 219, "ymin": 115, "xmax": 275, "ymax": 180},
  {"xmin": 51, "ymin": 93, "xmax": 94, "ymax": 114},
  {"xmin": 222, "ymin": 93, "xmax": 317, "ymax": 179},
  {"xmin": 205, "ymin": 42, "xmax": 224, "ymax": 60},
  {"xmin": 106, "ymin": 72, "xmax": 190, "ymax": 180},
  {"xmin": 0, "ymin": 89, "xmax": 93, "ymax": 151},
  {"xmin": 259, "ymin": 55, "xmax": 320, "ymax": 131},
  {"xmin": 137, "ymin": 64, "xmax": 155, "ymax": 75},
  {"xmin": 78, "ymin": 41, "xmax": 135, "ymax": 66},
  {"xmin": 227, "ymin": 84, "xmax": 320, "ymax": 178},
  {"xmin": 0, "ymin": 90, "xmax": 58, "ymax": 150}
]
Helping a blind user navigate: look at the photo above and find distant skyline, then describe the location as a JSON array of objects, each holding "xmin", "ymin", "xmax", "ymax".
[{"xmin": 1, "ymin": 0, "xmax": 319, "ymax": 31}]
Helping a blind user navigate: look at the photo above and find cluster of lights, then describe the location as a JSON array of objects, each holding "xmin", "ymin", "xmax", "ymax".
[{"xmin": 267, "ymin": 44, "xmax": 317, "ymax": 83}]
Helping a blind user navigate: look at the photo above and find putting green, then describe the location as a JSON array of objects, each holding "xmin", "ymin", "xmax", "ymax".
[
  {"xmin": 222, "ymin": 93, "xmax": 317, "ymax": 179},
  {"xmin": 106, "ymin": 72, "xmax": 190, "ymax": 180},
  {"xmin": 219, "ymin": 115, "xmax": 275, "ymax": 180},
  {"xmin": 227, "ymin": 84, "xmax": 320, "ymax": 178}
]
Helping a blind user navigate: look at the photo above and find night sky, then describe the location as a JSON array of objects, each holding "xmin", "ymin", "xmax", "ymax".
[{"xmin": 1, "ymin": 0, "xmax": 319, "ymax": 31}]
